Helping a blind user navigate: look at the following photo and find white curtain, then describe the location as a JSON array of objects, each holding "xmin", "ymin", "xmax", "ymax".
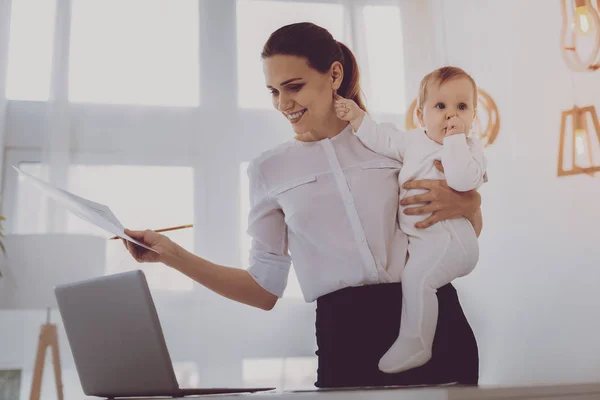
[
  {"xmin": 42, "ymin": 0, "xmax": 72, "ymax": 233},
  {"xmin": 0, "ymin": 0, "xmax": 11, "ymax": 190}
]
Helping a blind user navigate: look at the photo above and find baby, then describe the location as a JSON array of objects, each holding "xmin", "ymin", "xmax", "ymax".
[{"xmin": 335, "ymin": 66, "xmax": 487, "ymax": 374}]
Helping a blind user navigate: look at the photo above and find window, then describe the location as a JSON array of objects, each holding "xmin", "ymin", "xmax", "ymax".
[
  {"xmin": 242, "ymin": 357, "xmax": 317, "ymax": 390},
  {"xmin": 14, "ymin": 163, "xmax": 49, "ymax": 233},
  {"xmin": 14, "ymin": 163, "xmax": 195, "ymax": 291},
  {"xmin": 68, "ymin": 0, "xmax": 200, "ymax": 106},
  {"xmin": 240, "ymin": 162, "xmax": 303, "ymax": 299},
  {"xmin": 173, "ymin": 361, "xmax": 200, "ymax": 389},
  {"xmin": 5, "ymin": 0, "xmax": 57, "ymax": 101},
  {"xmin": 363, "ymin": 5, "xmax": 406, "ymax": 114},
  {"xmin": 236, "ymin": 0, "xmax": 344, "ymax": 109}
]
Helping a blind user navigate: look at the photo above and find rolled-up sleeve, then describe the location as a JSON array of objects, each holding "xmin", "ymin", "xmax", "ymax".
[{"xmin": 246, "ymin": 159, "xmax": 291, "ymax": 298}]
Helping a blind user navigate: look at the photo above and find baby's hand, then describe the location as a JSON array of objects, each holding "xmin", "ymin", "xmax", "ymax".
[
  {"xmin": 335, "ymin": 94, "xmax": 363, "ymax": 122},
  {"xmin": 445, "ymin": 116, "xmax": 467, "ymax": 137},
  {"xmin": 334, "ymin": 93, "xmax": 365, "ymax": 132}
]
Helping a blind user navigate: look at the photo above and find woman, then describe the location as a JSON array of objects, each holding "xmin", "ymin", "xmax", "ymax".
[{"xmin": 123, "ymin": 22, "xmax": 481, "ymax": 388}]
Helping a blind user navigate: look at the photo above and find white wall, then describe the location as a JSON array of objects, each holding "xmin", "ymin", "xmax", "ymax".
[{"xmin": 413, "ymin": 0, "xmax": 600, "ymax": 386}]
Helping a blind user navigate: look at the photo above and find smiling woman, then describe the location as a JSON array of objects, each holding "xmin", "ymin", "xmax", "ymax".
[
  {"xmin": 1, "ymin": 0, "xmax": 452, "ymax": 393},
  {"xmin": 121, "ymin": 21, "xmax": 482, "ymax": 388},
  {"xmin": 261, "ymin": 23, "xmax": 365, "ymax": 140}
]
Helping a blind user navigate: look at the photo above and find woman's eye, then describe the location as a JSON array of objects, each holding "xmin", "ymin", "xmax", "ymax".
[
  {"xmin": 435, "ymin": 103, "xmax": 445, "ymax": 110},
  {"xmin": 288, "ymin": 85, "xmax": 304, "ymax": 92},
  {"xmin": 270, "ymin": 89, "xmax": 279, "ymax": 96}
]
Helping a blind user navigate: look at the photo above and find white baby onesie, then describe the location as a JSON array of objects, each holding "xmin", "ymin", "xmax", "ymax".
[{"xmin": 355, "ymin": 114, "xmax": 487, "ymax": 374}]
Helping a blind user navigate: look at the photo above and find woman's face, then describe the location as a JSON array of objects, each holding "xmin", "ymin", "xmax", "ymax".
[{"xmin": 263, "ymin": 55, "xmax": 340, "ymax": 135}]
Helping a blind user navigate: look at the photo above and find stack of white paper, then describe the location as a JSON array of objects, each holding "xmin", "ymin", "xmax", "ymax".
[{"xmin": 13, "ymin": 165, "xmax": 158, "ymax": 253}]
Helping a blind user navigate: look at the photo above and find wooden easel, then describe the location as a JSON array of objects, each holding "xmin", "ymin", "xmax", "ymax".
[{"xmin": 30, "ymin": 309, "xmax": 64, "ymax": 400}]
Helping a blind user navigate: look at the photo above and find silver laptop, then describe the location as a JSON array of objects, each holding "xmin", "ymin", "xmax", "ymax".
[{"xmin": 54, "ymin": 270, "xmax": 274, "ymax": 398}]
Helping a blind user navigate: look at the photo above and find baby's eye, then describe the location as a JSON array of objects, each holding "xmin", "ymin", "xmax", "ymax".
[
  {"xmin": 458, "ymin": 103, "xmax": 468, "ymax": 111},
  {"xmin": 435, "ymin": 103, "xmax": 445, "ymax": 110}
]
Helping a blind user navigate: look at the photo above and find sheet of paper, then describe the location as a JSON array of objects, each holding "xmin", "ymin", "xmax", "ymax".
[{"xmin": 13, "ymin": 165, "xmax": 158, "ymax": 253}]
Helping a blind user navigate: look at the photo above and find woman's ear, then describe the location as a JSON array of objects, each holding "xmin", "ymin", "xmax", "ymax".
[{"xmin": 330, "ymin": 61, "xmax": 343, "ymax": 92}]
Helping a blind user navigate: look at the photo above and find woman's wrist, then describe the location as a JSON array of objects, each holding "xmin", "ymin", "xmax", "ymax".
[
  {"xmin": 160, "ymin": 239, "xmax": 187, "ymax": 269},
  {"xmin": 461, "ymin": 190, "xmax": 482, "ymax": 236},
  {"xmin": 462, "ymin": 190, "xmax": 481, "ymax": 218}
]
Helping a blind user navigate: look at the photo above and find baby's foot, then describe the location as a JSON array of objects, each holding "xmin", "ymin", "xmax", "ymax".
[{"xmin": 378, "ymin": 336, "xmax": 432, "ymax": 374}]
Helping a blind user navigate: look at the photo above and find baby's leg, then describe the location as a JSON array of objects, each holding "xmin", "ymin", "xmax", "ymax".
[{"xmin": 378, "ymin": 230, "xmax": 477, "ymax": 374}]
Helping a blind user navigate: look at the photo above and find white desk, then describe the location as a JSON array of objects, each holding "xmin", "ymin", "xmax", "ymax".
[{"xmin": 135, "ymin": 382, "xmax": 600, "ymax": 400}]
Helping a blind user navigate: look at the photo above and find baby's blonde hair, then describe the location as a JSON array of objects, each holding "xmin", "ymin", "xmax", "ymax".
[{"xmin": 417, "ymin": 66, "xmax": 478, "ymax": 110}]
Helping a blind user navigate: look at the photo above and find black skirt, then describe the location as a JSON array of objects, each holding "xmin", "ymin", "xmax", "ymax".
[{"xmin": 314, "ymin": 282, "xmax": 478, "ymax": 388}]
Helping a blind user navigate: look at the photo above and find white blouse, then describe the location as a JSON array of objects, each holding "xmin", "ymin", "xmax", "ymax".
[{"xmin": 246, "ymin": 123, "xmax": 409, "ymax": 302}]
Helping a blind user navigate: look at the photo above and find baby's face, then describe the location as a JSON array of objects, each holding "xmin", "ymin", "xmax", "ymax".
[{"xmin": 418, "ymin": 77, "xmax": 476, "ymax": 143}]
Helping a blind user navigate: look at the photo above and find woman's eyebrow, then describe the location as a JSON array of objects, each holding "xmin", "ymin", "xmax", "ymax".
[{"xmin": 266, "ymin": 77, "xmax": 302, "ymax": 89}]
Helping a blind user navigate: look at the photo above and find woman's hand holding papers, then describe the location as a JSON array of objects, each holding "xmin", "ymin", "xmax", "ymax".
[{"xmin": 122, "ymin": 229, "xmax": 178, "ymax": 264}]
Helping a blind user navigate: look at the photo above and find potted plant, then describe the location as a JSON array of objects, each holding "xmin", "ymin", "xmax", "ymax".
[
  {"xmin": 0, "ymin": 215, "xmax": 5, "ymax": 278},
  {"xmin": 0, "ymin": 215, "xmax": 5, "ymax": 251}
]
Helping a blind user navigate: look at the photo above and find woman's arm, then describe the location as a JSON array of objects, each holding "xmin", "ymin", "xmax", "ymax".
[
  {"xmin": 467, "ymin": 206, "xmax": 483, "ymax": 237},
  {"xmin": 124, "ymin": 159, "xmax": 291, "ymax": 311},
  {"xmin": 167, "ymin": 246, "xmax": 279, "ymax": 310},
  {"xmin": 123, "ymin": 230, "xmax": 279, "ymax": 310}
]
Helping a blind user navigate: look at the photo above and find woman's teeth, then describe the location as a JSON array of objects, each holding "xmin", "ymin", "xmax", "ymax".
[{"xmin": 287, "ymin": 109, "xmax": 306, "ymax": 121}]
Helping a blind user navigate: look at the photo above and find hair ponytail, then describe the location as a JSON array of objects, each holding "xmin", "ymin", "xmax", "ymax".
[{"xmin": 336, "ymin": 41, "xmax": 366, "ymax": 112}]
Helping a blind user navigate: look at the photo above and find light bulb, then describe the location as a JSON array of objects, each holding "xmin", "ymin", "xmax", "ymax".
[
  {"xmin": 575, "ymin": 128, "xmax": 588, "ymax": 155},
  {"xmin": 575, "ymin": 5, "xmax": 592, "ymax": 35}
]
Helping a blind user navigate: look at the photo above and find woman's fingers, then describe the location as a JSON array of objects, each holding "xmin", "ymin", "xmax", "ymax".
[
  {"xmin": 124, "ymin": 228, "xmax": 145, "ymax": 240},
  {"xmin": 400, "ymin": 177, "xmax": 471, "ymax": 230},
  {"xmin": 402, "ymin": 179, "xmax": 445, "ymax": 191},
  {"xmin": 400, "ymin": 191, "xmax": 434, "ymax": 206},
  {"xmin": 415, "ymin": 215, "xmax": 439, "ymax": 229},
  {"xmin": 124, "ymin": 240, "xmax": 137, "ymax": 258},
  {"xmin": 415, "ymin": 210, "xmax": 460, "ymax": 229},
  {"xmin": 121, "ymin": 229, "xmax": 150, "ymax": 262},
  {"xmin": 415, "ymin": 208, "xmax": 448, "ymax": 228},
  {"xmin": 403, "ymin": 203, "xmax": 440, "ymax": 215}
]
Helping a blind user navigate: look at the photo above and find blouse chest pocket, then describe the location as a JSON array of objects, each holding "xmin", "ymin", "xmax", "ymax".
[
  {"xmin": 269, "ymin": 175, "xmax": 318, "ymax": 222},
  {"xmin": 356, "ymin": 159, "xmax": 401, "ymax": 203},
  {"xmin": 359, "ymin": 159, "xmax": 401, "ymax": 171}
]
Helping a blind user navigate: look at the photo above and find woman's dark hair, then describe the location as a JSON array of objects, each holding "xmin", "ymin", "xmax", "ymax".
[{"xmin": 261, "ymin": 22, "xmax": 366, "ymax": 112}]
